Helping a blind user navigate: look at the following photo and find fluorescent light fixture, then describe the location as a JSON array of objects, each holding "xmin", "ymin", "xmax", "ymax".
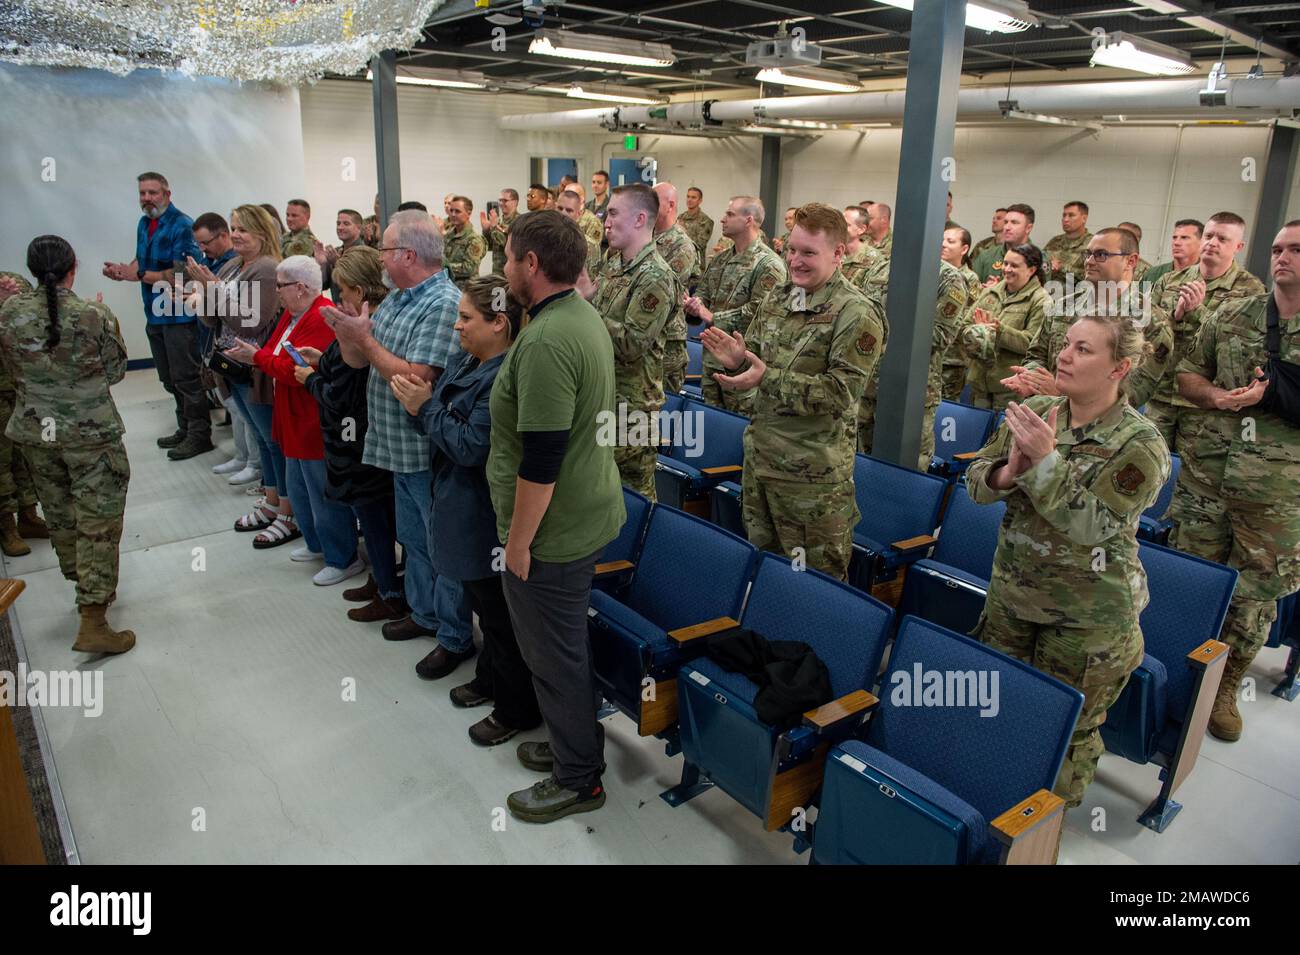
[
  {"xmin": 543, "ymin": 84, "xmax": 666, "ymax": 105},
  {"xmin": 529, "ymin": 30, "xmax": 676, "ymax": 68},
  {"xmin": 367, "ymin": 68, "xmax": 488, "ymax": 89},
  {"xmin": 873, "ymin": 0, "xmax": 1038, "ymax": 33},
  {"xmin": 1090, "ymin": 31, "xmax": 1195, "ymax": 76},
  {"xmin": 755, "ymin": 66, "xmax": 862, "ymax": 93}
]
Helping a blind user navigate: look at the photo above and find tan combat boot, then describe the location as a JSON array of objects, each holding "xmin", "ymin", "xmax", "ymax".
[
  {"xmin": 71, "ymin": 604, "xmax": 136, "ymax": 655},
  {"xmin": 16, "ymin": 504, "xmax": 49, "ymax": 539},
  {"xmin": 0, "ymin": 512, "xmax": 30, "ymax": 557},
  {"xmin": 1208, "ymin": 653, "xmax": 1251, "ymax": 742}
]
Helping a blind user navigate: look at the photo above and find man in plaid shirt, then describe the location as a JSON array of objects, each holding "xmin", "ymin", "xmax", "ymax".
[
  {"xmin": 326, "ymin": 210, "xmax": 474, "ymax": 673},
  {"xmin": 103, "ymin": 172, "xmax": 208, "ymax": 460}
]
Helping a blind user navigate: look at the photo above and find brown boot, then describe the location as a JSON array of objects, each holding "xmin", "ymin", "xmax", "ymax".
[
  {"xmin": 1208, "ymin": 653, "xmax": 1251, "ymax": 742},
  {"xmin": 348, "ymin": 594, "xmax": 409, "ymax": 623},
  {"xmin": 17, "ymin": 504, "xmax": 49, "ymax": 539},
  {"xmin": 0, "ymin": 513, "xmax": 30, "ymax": 557},
  {"xmin": 71, "ymin": 604, "xmax": 136, "ymax": 655}
]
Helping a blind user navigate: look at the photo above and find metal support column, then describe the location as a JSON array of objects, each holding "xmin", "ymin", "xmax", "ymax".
[
  {"xmin": 1248, "ymin": 122, "xmax": 1298, "ymax": 282},
  {"xmin": 372, "ymin": 50, "xmax": 402, "ymax": 229},
  {"xmin": 759, "ymin": 135, "xmax": 782, "ymax": 241},
  {"xmin": 872, "ymin": 0, "xmax": 967, "ymax": 468}
]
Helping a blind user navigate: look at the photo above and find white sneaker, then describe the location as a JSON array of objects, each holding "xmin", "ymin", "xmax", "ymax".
[
  {"xmin": 313, "ymin": 558, "xmax": 367, "ymax": 587},
  {"xmin": 228, "ymin": 465, "xmax": 261, "ymax": 486},
  {"xmin": 213, "ymin": 458, "xmax": 247, "ymax": 475},
  {"xmin": 290, "ymin": 546, "xmax": 324, "ymax": 562}
]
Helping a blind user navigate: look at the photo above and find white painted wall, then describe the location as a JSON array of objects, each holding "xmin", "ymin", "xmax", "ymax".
[{"xmin": 0, "ymin": 64, "xmax": 306, "ymax": 361}]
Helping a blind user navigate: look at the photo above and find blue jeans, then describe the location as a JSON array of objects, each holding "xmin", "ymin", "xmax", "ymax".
[
  {"xmin": 283, "ymin": 456, "xmax": 357, "ymax": 569},
  {"xmin": 352, "ymin": 495, "xmax": 400, "ymax": 600},
  {"xmin": 231, "ymin": 383, "xmax": 285, "ymax": 496},
  {"xmin": 393, "ymin": 470, "xmax": 472, "ymax": 650}
]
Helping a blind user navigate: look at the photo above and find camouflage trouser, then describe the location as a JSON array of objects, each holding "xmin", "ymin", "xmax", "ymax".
[
  {"xmin": 615, "ymin": 443, "xmax": 657, "ymax": 502},
  {"xmin": 975, "ymin": 588, "xmax": 1143, "ymax": 809},
  {"xmin": 741, "ymin": 471, "xmax": 857, "ymax": 581},
  {"xmin": 663, "ymin": 350, "xmax": 687, "ymax": 396},
  {"xmin": 857, "ymin": 395, "xmax": 876, "ymax": 455},
  {"xmin": 940, "ymin": 363, "xmax": 967, "ymax": 402},
  {"xmin": 0, "ymin": 390, "xmax": 37, "ymax": 512},
  {"xmin": 1141, "ymin": 398, "xmax": 1180, "ymax": 452},
  {"xmin": 21, "ymin": 442, "xmax": 130, "ymax": 605},
  {"xmin": 919, "ymin": 399, "xmax": 938, "ymax": 471},
  {"xmin": 1170, "ymin": 466, "xmax": 1300, "ymax": 664},
  {"xmin": 967, "ymin": 386, "xmax": 1014, "ymax": 412}
]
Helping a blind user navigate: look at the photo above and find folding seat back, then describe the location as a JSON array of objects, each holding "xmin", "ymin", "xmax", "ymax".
[
  {"xmin": 1138, "ymin": 453, "xmax": 1180, "ymax": 543},
  {"xmin": 930, "ymin": 483, "xmax": 1005, "ymax": 580},
  {"xmin": 849, "ymin": 454, "xmax": 948, "ymax": 591},
  {"xmin": 656, "ymin": 402, "xmax": 748, "ymax": 511},
  {"xmin": 813, "ymin": 617, "xmax": 1081, "ymax": 865},
  {"xmin": 674, "ymin": 554, "xmax": 893, "ymax": 828},
  {"xmin": 931, "ymin": 401, "xmax": 995, "ymax": 476},
  {"xmin": 1099, "ymin": 541, "xmax": 1235, "ymax": 831},
  {"xmin": 1266, "ymin": 590, "xmax": 1300, "ymax": 700},
  {"xmin": 685, "ymin": 339, "xmax": 703, "ymax": 380},
  {"xmin": 593, "ymin": 489, "xmax": 652, "ymax": 594}
]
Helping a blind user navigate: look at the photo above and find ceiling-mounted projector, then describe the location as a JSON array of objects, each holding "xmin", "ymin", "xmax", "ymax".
[{"xmin": 745, "ymin": 37, "xmax": 823, "ymax": 68}]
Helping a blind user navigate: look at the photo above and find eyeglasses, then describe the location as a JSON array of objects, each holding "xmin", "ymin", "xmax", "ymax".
[
  {"xmin": 1084, "ymin": 250, "xmax": 1128, "ymax": 262},
  {"xmin": 377, "ymin": 246, "xmax": 410, "ymax": 254},
  {"xmin": 276, "ymin": 281, "xmax": 302, "ymax": 289}
]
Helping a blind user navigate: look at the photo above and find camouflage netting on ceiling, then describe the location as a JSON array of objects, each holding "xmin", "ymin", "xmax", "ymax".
[{"xmin": 0, "ymin": 0, "xmax": 444, "ymax": 82}]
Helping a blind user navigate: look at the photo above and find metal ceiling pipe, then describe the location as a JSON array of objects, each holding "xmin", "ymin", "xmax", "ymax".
[{"xmin": 499, "ymin": 76, "xmax": 1300, "ymax": 131}]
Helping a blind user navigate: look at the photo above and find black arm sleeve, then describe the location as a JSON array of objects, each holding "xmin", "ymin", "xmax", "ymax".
[{"xmin": 518, "ymin": 429, "xmax": 571, "ymax": 484}]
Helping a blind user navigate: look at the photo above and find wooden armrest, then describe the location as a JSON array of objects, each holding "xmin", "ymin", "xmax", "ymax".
[
  {"xmin": 667, "ymin": 615, "xmax": 739, "ymax": 645},
  {"xmin": 685, "ymin": 374, "xmax": 702, "ymax": 382},
  {"xmin": 991, "ymin": 789, "xmax": 1066, "ymax": 865},
  {"xmin": 890, "ymin": 534, "xmax": 937, "ymax": 553},
  {"xmin": 953, "ymin": 451, "xmax": 979, "ymax": 461},
  {"xmin": 802, "ymin": 689, "xmax": 878, "ymax": 731},
  {"xmin": 1187, "ymin": 639, "xmax": 1228, "ymax": 668},
  {"xmin": 594, "ymin": 560, "xmax": 634, "ymax": 577},
  {"xmin": 0, "ymin": 579, "xmax": 24, "ymax": 615},
  {"xmin": 700, "ymin": 465, "xmax": 742, "ymax": 476}
]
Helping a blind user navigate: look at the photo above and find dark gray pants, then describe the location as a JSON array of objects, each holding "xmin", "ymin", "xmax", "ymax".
[
  {"xmin": 502, "ymin": 549, "xmax": 604, "ymax": 790},
  {"xmin": 146, "ymin": 321, "xmax": 210, "ymax": 439}
]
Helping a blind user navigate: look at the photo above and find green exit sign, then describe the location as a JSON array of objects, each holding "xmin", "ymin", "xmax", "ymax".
[{"xmin": 623, "ymin": 134, "xmax": 638, "ymax": 150}]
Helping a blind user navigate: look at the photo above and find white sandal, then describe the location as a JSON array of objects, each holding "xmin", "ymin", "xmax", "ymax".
[
  {"xmin": 252, "ymin": 515, "xmax": 302, "ymax": 550},
  {"xmin": 234, "ymin": 499, "xmax": 276, "ymax": 533}
]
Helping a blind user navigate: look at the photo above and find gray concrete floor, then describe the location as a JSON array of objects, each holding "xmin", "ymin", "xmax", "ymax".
[{"xmin": 6, "ymin": 371, "xmax": 1299, "ymax": 864}]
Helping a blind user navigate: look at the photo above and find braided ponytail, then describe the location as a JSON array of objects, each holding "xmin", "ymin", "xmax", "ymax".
[{"xmin": 25, "ymin": 235, "xmax": 75, "ymax": 351}]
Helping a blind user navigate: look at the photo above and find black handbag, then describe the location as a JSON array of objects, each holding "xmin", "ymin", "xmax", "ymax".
[
  {"xmin": 207, "ymin": 343, "xmax": 253, "ymax": 386},
  {"xmin": 1254, "ymin": 295, "xmax": 1300, "ymax": 428}
]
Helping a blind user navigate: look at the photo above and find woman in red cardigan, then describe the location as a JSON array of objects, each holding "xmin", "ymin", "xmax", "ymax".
[{"xmin": 223, "ymin": 256, "xmax": 365, "ymax": 586}]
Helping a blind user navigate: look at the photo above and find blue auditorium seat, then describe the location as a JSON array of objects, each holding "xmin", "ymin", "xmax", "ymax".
[
  {"xmin": 592, "ymin": 488, "xmax": 652, "ymax": 595},
  {"xmin": 655, "ymin": 401, "xmax": 749, "ymax": 513},
  {"xmin": 1099, "ymin": 541, "xmax": 1236, "ymax": 832},
  {"xmin": 1137, "ymin": 453, "xmax": 1180, "ymax": 545},
  {"xmin": 895, "ymin": 483, "xmax": 1006, "ymax": 637},
  {"xmin": 929, "ymin": 401, "xmax": 996, "ymax": 481},
  {"xmin": 587, "ymin": 506, "xmax": 758, "ymax": 741},
  {"xmin": 848, "ymin": 454, "xmax": 949, "ymax": 595},
  {"xmin": 666, "ymin": 553, "xmax": 893, "ymax": 838},
  {"xmin": 811, "ymin": 616, "xmax": 1083, "ymax": 865},
  {"xmin": 1265, "ymin": 590, "xmax": 1299, "ymax": 701},
  {"xmin": 709, "ymin": 480, "xmax": 745, "ymax": 538}
]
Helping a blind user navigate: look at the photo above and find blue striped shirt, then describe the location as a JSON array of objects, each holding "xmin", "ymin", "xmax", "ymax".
[
  {"xmin": 362, "ymin": 269, "xmax": 463, "ymax": 473},
  {"xmin": 136, "ymin": 203, "xmax": 201, "ymax": 326}
]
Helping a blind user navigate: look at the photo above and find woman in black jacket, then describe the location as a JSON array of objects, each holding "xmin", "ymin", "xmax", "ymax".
[
  {"xmin": 392, "ymin": 275, "xmax": 541, "ymax": 746},
  {"xmin": 294, "ymin": 246, "xmax": 406, "ymax": 622}
]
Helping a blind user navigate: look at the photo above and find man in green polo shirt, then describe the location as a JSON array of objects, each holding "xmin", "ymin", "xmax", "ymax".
[{"xmin": 491, "ymin": 209, "xmax": 624, "ymax": 824}]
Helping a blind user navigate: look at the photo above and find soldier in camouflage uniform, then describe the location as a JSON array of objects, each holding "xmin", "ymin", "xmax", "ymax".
[
  {"xmin": 556, "ymin": 189, "xmax": 605, "ymax": 281},
  {"xmin": 481, "ymin": 188, "xmax": 520, "ymax": 275},
  {"xmin": 652, "ymin": 184, "xmax": 699, "ymax": 395},
  {"xmin": 0, "ymin": 271, "xmax": 48, "ymax": 556},
  {"xmin": 1043, "ymin": 201, "xmax": 1092, "ymax": 285},
  {"xmin": 856, "ymin": 260, "xmax": 970, "ymax": 469},
  {"xmin": 679, "ymin": 187, "xmax": 715, "ymax": 266},
  {"xmin": 589, "ymin": 185, "xmax": 675, "ymax": 500},
  {"xmin": 840, "ymin": 206, "xmax": 879, "ymax": 289},
  {"xmin": 1168, "ymin": 223, "xmax": 1300, "ymax": 740},
  {"xmin": 967, "ymin": 314, "xmax": 1170, "ymax": 808},
  {"xmin": 1143, "ymin": 212, "xmax": 1265, "ymax": 450},
  {"xmin": 281, "ymin": 199, "xmax": 318, "ymax": 258},
  {"xmin": 1118, "ymin": 223, "xmax": 1152, "ymax": 284},
  {"xmin": 864, "ymin": 203, "xmax": 893, "ymax": 262},
  {"xmin": 958, "ymin": 244, "xmax": 1050, "ymax": 411},
  {"xmin": 683, "ymin": 196, "xmax": 786, "ymax": 412},
  {"xmin": 702, "ymin": 204, "xmax": 882, "ymax": 581},
  {"xmin": 970, "ymin": 208, "xmax": 1007, "ymax": 263},
  {"xmin": 443, "ymin": 196, "xmax": 488, "ymax": 290},
  {"xmin": 1008, "ymin": 228, "xmax": 1172, "ymax": 409},
  {"xmin": 0, "ymin": 237, "xmax": 134, "ymax": 654},
  {"xmin": 938, "ymin": 225, "xmax": 985, "ymax": 400},
  {"xmin": 972, "ymin": 204, "xmax": 1035, "ymax": 284}
]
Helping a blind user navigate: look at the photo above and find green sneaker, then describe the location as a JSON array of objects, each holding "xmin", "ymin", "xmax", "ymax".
[
  {"xmin": 507, "ymin": 775, "xmax": 606, "ymax": 824},
  {"xmin": 516, "ymin": 740, "xmax": 554, "ymax": 772}
]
